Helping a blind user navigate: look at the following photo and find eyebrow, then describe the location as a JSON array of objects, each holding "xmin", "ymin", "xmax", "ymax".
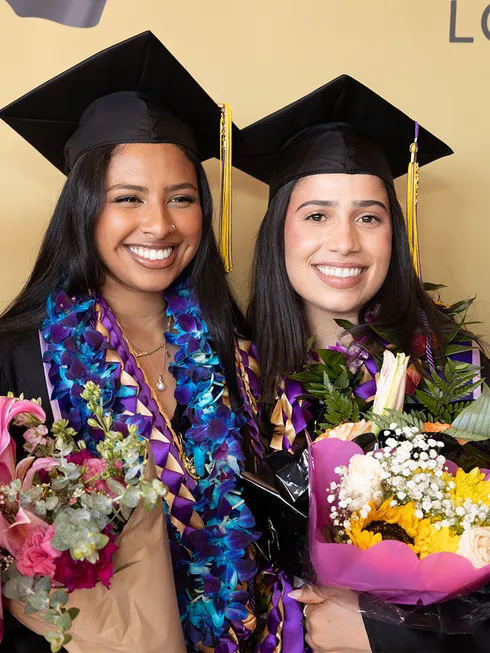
[
  {"xmin": 107, "ymin": 183, "xmax": 148, "ymax": 193},
  {"xmin": 106, "ymin": 182, "xmax": 198, "ymax": 193},
  {"xmin": 352, "ymin": 199, "xmax": 388, "ymax": 211},
  {"xmin": 295, "ymin": 198, "xmax": 388, "ymax": 212},
  {"xmin": 296, "ymin": 200, "xmax": 338, "ymax": 211}
]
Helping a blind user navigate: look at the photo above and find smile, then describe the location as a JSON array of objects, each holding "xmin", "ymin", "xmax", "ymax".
[
  {"xmin": 124, "ymin": 243, "xmax": 179, "ymax": 270},
  {"xmin": 128, "ymin": 245, "xmax": 173, "ymax": 261},
  {"xmin": 316, "ymin": 266, "xmax": 363, "ymax": 278}
]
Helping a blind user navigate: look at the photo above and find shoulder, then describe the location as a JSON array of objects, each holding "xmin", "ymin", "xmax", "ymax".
[{"xmin": 0, "ymin": 330, "xmax": 48, "ymax": 403}]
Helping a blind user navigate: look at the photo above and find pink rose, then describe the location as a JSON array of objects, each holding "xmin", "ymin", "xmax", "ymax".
[
  {"xmin": 16, "ymin": 524, "xmax": 61, "ymax": 579},
  {"xmin": 54, "ymin": 532, "xmax": 118, "ymax": 591},
  {"xmin": 82, "ymin": 457, "xmax": 112, "ymax": 494}
]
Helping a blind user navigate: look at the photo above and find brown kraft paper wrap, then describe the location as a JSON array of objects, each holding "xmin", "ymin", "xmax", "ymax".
[{"xmin": 6, "ymin": 446, "xmax": 186, "ymax": 653}]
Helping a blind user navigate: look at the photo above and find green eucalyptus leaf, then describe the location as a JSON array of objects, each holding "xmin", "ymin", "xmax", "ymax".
[
  {"xmin": 44, "ymin": 630, "xmax": 65, "ymax": 653},
  {"xmin": 107, "ymin": 478, "xmax": 126, "ymax": 497},
  {"xmin": 124, "ymin": 466, "xmax": 140, "ymax": 482},
  {"xmin": 51, "ymin": 477, "xmax": 69, "ymax": 492},
  {"xmin": 50, "ymin": 534, "xmax": 71, "ymax": 552},
  {"xmin": 35, "ymin": 500, "xmax": 47, "ymax": 517},
  {"xmin": 56, "ymin": 611, "xmax": 72, "ymax": 631},
  {"xmin": 447, "ymin": 385, "xmax": 490, "ymax": 442},
  {"xmin": 3, "ymin": 576, "xmax": 34, "ymax": 601},
  {"xmin": 90, "ymin": 493, "xmax": 113, "ymax": 515},
  {"xmin": 120, "ymin": 503, "xmax": 133, "ymax": 521},
  {"xmin": 24, "ymin": 601, "xmax": 39, "ymax": 615},
  {"xmin": 121, "ymin": 486, "xmax": 141, "ymax": 508},
  {"xmin": 41, "ymin": 609, "xmax": 60, "ymax": 625},
  {"xmin": 27, "ymin": 591, "xmax": 50, "ymax": 611},
  {"xmin": 35, "ymin": 577, "xmax": 52, "ymax": 593},
  {"xmin": 45, "ymin": 495, "xmax": 59, "ymax": 511},
  {"xmin": 50, "ymin": 589, "xmax": 69, "ymax": 608},
  {"xmin": 67, "ymin": 607, "xmax": 80, "ymax": 621}
]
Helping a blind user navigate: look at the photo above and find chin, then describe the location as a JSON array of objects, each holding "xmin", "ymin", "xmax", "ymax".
[{"xmin": 124, "ymin": 273, "xmax": 180, "ymax": 294}]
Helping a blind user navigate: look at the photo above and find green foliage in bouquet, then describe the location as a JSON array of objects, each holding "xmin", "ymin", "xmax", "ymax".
[
  {"xmin": 290, "ymin": 344, "xmax": 365, "ymax": 431},
  {"xmin": 292, "ymin": 285, "xmax": 484, "ymax": 436},
  {"xmin": 413, "ymin": 358, "xmax": 483, "ymax": 424}
]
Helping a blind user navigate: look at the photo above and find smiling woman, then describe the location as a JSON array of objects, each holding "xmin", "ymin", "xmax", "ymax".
[
  {"xmin": 237, "ymin": 74, "xmax": 490, "ymax": 653},
  {"xmin": 0, "ymin": 32, "xmax": 275, "ymax": 653}
]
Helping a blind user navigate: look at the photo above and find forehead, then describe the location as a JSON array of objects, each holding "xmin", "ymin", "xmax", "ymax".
[
  {"xmin": 106, "ymin": 143, "xmax": 197, "ymax": 182},
  {"xmin": 292, "ymin": 173, "xmax": 389, "ymax": 202}
]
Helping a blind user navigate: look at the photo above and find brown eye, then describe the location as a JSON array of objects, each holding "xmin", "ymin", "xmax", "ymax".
[
  {"xmin": 113, "ymin": 196, "xmax": 141, "ymax": 204},
  {"xmin": 358, "ymin": 214, "xmax": 381, "ymax": 224},
  {"xmin": 305, "ymin": 212, "xmax": 325, "ymax": 223},
  {"xmin": 169, "ymin": 195, "xmax": 197, "ymax": 204}
]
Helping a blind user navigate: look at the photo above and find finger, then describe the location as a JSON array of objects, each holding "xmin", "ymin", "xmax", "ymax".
[{"xmin": 288, "ymin": 586, "xmax": 325, "ymax": 604}]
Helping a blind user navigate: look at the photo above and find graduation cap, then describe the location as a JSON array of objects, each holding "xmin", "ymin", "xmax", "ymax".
[
  {"xmin": 235, "ymin": 74, "xmax": 453, "ymax": 277},
  {"xmin": 0, "ymin": 31, "xmax": 235, "ymax": 270}
]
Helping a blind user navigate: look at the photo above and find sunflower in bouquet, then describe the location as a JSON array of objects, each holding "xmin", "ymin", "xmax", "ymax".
[{"xmin": 308, "ymin": 350, "xmax": 490, "ymax": 608}]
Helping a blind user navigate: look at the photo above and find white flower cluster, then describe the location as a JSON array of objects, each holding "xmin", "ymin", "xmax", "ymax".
[{"xmin": 327, "ymin": 425, "xmax": 490, "ymax": 536}]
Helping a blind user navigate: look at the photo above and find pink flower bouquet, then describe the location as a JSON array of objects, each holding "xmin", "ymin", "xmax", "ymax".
[
  {"xmin": 0, "ymin": 384, "xmax": 184, "ymax": 653},
  {"xmin": 309, "ymin": 436, "xmax": 490, "ymax": 606}
]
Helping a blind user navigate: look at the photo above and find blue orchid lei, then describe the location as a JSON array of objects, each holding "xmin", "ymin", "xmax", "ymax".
[
  {"xmin": 164, "ymin": 279, "xmax": 259, "ymax": 649},
  {"xmin": 41, "ymin": 278, "xmax": 260, "ymax": 651}
]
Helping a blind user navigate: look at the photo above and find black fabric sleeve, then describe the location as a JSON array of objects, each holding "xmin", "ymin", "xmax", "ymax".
[
  {"xmin": 363, "ymin": 614, "xmax": 490, "ymax": 653},
  {"xmin": 0, "ymin": 332, "xmax": 62, "ymax": 653}
]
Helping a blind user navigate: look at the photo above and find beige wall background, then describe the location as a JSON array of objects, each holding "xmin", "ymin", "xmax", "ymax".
[{"xmin": 0, "ymin": 0, "xmax": 487, "ymax": 335}]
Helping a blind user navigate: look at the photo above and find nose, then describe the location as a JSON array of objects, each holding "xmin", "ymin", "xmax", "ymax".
[
  {"xmin": 326, "ymin": 218, "xmax": 361, "ymax": 256},
  {"xmin": 140, "ymin": 200, "xmax": 175, "ymax": 238}
]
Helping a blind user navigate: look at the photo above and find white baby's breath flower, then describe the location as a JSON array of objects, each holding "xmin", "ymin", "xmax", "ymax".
[{"xmin": 340, "ymin": 454, "xmax": 384, "ymax": 511}]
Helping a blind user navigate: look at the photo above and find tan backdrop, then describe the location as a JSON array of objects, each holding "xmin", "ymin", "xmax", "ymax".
[{"xmin": 0, "ymin": 0, "xmax": 487, "ymax": 335}]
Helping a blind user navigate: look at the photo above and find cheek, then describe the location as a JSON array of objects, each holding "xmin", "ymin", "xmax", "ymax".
[
  {"xmin": 95, "ymin": 209, "xmax": 133, "ymax": 254},
  {"xmin": 367, "ymin": 229, "xmax": 392, "ymax": 273},
  {"xmin": 176, "ymin": 209, "xmax": 203, "ymax": 246},
  {"xmin": 284, "ymin": 221, "xmax": 319, "ymax": 274}
]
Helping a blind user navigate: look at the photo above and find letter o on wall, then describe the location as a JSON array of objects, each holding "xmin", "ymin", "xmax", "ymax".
[{"xmin": 482, "ymin": 4, "xmax": 490, "ymax": 39}]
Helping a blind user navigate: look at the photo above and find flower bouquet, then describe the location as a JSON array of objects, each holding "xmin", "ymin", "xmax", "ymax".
[
  {"xmin": 0, "ymin": 382, "xmax": 185, "ymax": 653},
  {"xmin": 308, "ymin": 351, "xmax": 490, "ymax": 632}
]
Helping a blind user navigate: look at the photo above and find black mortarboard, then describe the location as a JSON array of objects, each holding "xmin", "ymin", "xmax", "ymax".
[
  {"xmin": 0, "ymin": 30, "xmax": 232, "ymax": 172},
  {"xmin": 235, "ymin": 74, "xmax": 453, "ymax": 199}
]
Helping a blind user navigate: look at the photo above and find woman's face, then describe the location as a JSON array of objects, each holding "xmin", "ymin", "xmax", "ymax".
[
  {"xmin": 284, "ymin": 173, "xmax": 392, "ymax": 321},
  {"xmin": 95, "ymin": 143, "xmax": 202, "ymax": 295}
]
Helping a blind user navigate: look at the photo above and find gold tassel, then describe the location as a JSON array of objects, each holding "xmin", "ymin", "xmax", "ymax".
[
  {"xmin": 218, "ymin": 103, "xmax": 233, "ymax": 273},
  {"xmin": 406, "ymin": 122, "xmax": 421, "ymax": 278}
]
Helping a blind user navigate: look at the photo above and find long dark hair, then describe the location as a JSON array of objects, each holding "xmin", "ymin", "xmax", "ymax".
[
  {"xmin": 248, "ymin": 178, "xmax": 460, "ymax": 402},
  {"xmin": 0, "ymin": 144, "xmax": 248, "ymax": 406}
]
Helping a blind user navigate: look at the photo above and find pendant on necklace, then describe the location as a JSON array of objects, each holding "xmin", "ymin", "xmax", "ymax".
[{"xmin": 156, "ymin": 376, "xmax": 166, "ymax": 392}]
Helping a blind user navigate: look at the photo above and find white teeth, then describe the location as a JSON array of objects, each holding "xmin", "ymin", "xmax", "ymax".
[
  {"xmin": 316, "ymin": 266, "xmax": 363, "ymax": 278},
  {"xmin": 128, "ymin": 246, "xmax": 173, "ymax": 261}
]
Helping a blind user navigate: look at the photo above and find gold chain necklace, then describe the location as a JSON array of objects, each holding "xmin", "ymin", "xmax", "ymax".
[
  {"xmin": 125, "ymin": 316, "xmax": 172, "ymax": 392},
  {"xmin": 123, "ymin": 318, "xmax": 198, "ymax": 478}
]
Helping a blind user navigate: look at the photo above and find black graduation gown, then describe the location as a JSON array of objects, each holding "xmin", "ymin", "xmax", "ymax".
[{"xmin": 0, "ymin": 331, "xmax": 60, "ymax": 653}]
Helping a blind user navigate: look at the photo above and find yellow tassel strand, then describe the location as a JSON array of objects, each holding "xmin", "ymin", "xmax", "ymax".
[
  {"xmin": 406, "ymin": 123, "xmax": 421, "ymax": 278},
  {"xmin": 218, "ymin": 103, "xmax": 233, "ymax": 273}
]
